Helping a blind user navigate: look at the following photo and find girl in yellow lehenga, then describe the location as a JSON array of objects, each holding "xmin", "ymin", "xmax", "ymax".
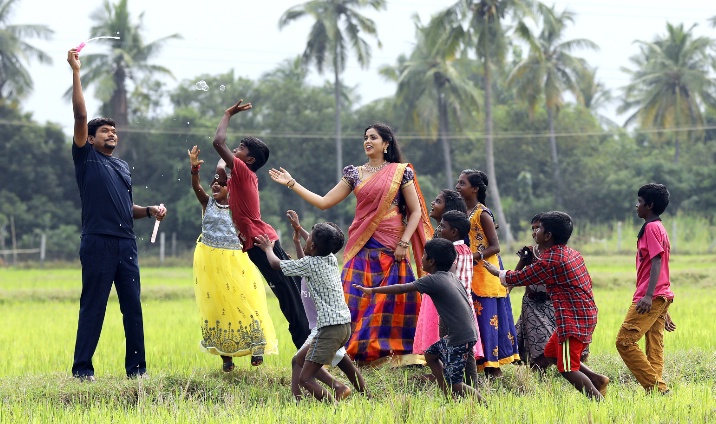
[{"xmin": 189, "ymin": 146, "xmax": 277, "ymax": 372}]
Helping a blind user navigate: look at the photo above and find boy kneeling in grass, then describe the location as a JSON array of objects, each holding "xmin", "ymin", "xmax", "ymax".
[
  {"xmin": 354, "ymin": 238, "xmax": 486, "ymax": 404},
  {"xmin": 254, "ymin": 223, "xmax": 365, "ymax": 403},
  {"xmin": 483, "ymin": 211, "xmax": 609, "ymax": 400}
]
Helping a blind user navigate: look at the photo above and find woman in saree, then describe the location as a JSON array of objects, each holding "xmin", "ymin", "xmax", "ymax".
[{"xmin": 267, "ymin": 123, "xmax": 433, "ymax": 365}]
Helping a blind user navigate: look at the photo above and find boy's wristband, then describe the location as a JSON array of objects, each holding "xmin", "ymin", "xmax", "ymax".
[{"xmin": 146, "ymin": 207, "xmax": 152, "ymax": 218}]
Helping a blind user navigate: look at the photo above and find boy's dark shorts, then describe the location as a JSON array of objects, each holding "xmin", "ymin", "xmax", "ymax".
[
  {"xmin": 425, "ymin": 338, "xmax": 476, "ymax": 385},
  {"xmin": 306, "ymin": 323, "xmax": 351, "ymax": 365}
]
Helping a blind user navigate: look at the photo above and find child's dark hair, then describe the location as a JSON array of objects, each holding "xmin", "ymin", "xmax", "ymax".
[
  {"xmin": 87, "ymin": 118, "xmax": 116, "ymax": 137},
  {"xmin": 637, "ymin": 183, "xmax": 670, "ymax": 215},
  {"xmin": 538, "ymin": 211, "xmax": 573, "ymax": 245},
  {"xmin": 324, "ymin": 222, "xmax": 345, "ymax": 254},
  {"xmin": 311, "ymin": 223, "xmax": 344, "ymax": 256},
  {"xmin": 441, "ymin": 210, "xmax": 470, "ymax": 240},
  {"xmin": 424, "ymin": 238, "xmax": 457, "ymax": 272},
  {"xmin": 241, "ymin": 136, "xmax": 270, "ymax": 171},
  {"xmin": 531, "ymin": 213, "xmax": 542, "ymax": 224},
  {"xmin": 460, "ymin": 169, "xmax": 488, "ymax": 205},
  {"xmin": 441, "ymin": 189, "xmax": 467, "ymax": 214},
  {"xmin": 365, "ymin": 123, "xmax": 404, "ymax": 164}
]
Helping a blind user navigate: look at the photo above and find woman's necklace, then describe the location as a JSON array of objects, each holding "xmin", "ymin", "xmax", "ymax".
[
  {"xmin": 363, "ymin": 161, "xmax": 388, "ymax": 173},
  {"xmin": 467, "ymin": 203, "xmax": 479, "ymax": 218}
]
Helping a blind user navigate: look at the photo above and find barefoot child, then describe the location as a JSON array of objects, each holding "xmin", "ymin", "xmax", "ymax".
[
  {"xmin": 483, "ymin": 211, "xmax": 609, "ymax": 400},
  {"xmin": 188, "ymin": 146, "xmax": 277, "ymax": 371},
  {"xmin": 285, "ymin": 211, "xmax": 367, "ymax": 400},
  {"xmin": 212, "ymin": 100, "xmax": 309, "ymax": 349},
  {"xmin": 414, "ymin": 191, "xmax": 467, "ymax": 360},
  {"xmin": 456, "ymin": 170, "xmax": 520, "ymax": 378},
  {"xmin": 439, "ymin": 210, "xmax": 483, "ymax": 385},
  {"xmin": 254, "ymin": 223, "xmax": 363, "ymax": 402},
  {"xmin": 616, "ymin": 183, "xmax": 675, "ymax": 395},
  {"xmin": 355, "ymin": 238, "xmax": 486, "ymax": 403}
]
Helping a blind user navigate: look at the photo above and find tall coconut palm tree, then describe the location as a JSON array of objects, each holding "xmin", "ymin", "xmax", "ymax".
[
  {"xmin": 0, "ymin": 0, "xmax": 53, "ymax": 100},
  {"xmin": 379, "ymin": 17, "xmax": 481, "ymax": 187},
  {"xmin": 65, "ymin": 0, "xmax": 180, "ymax": 157},
  {"xmin": 428, "ymin": 0, "xmax": 539, "ymax": 244},
  {"xmin": 618, "ymin": 23, "xmax": 716, "ymax": 164},
  {"xmin": 507, "ymin": 6, "xmax": 598, "ymax": 207},
  {"xmin": 279, "ymin": 0, "xmax": 386, "ymax": 182}
]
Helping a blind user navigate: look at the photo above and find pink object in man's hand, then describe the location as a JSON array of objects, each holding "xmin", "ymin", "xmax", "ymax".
[{"xmin": 75, "ymin": 42, "xmax": 86, "ymax": 53}]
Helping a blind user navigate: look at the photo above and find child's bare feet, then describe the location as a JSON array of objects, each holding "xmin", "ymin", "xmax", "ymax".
[
  {"xmin": 593, "ymin": 375, "xmax": 610, "ymax": 397},
  {"xmin": 335, "ymin": 385, "xmax": 352, "ymax": 401},
  {"xmin": 484, "ymin": 367, "xmax": 503, "ymax": 379}
]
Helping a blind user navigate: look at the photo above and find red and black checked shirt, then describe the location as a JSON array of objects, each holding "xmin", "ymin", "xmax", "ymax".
[{"xmin": 503, "ymin": 245, "xmax": 597, "ymax": 344}]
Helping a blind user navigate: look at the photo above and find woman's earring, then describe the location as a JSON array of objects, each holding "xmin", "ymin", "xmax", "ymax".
[{"xmin": 383, "ymin": 147, "xmax": 388, "ymax": 153}]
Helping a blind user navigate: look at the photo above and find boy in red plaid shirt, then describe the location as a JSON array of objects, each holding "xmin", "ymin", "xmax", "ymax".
[{"xmin": 483, "ymin": 211, "xmax": 609, "ymax": 400}]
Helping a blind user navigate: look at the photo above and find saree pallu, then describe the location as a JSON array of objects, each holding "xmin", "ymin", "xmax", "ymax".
[
  {"xmin": 342, "ymin": 163, "xmax": 432, "ymax": 364},
  {"xmin": 473, "ymin": 295, "xmax": 520, "ymax": 370},
  {"xmin": 193, "ymin": 242, "xmax": 278, "ymax": 357}
]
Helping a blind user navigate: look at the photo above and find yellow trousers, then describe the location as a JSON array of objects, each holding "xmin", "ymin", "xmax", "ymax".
[{"xmin": 615, "ymin": 297, "xmax": 672, "ymax": 393}]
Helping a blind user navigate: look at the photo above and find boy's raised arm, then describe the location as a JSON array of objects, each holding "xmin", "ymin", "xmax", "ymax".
[
  {"xmin": 68, "ymin": 49, "xmax": 88, "ymax": 147},
  {"xmin": 213, "ymin": 100, "xmax": 252, "ymax": 169}
]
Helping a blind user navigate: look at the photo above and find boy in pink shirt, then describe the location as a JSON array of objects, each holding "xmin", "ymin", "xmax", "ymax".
[{"xmin": 616, "ymin": 183, "xmax": 676, "ymax": 395}]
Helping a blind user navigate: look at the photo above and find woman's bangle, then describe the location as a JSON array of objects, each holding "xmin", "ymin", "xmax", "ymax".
[
  {"xmin": 191, "ymin": 164, "xmax": 200, "ymax": 175},
  {"xmin": 397, "ymin": 240, "xmax": 409, "ymax": 249},
  {"xmin": 292, "ymin": 225, "xmax": 302, "ymax": 231},
  {"xmin": 479, "ymin": 252, "xmax": 484, "ymax": 261},
  {"xmin": 287, "ymin": 179, "xmax": 296, "ymax": 189}
]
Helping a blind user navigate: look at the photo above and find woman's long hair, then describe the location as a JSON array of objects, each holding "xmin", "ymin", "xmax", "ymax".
[{"xmin": 365, "ymin": 123, "xmax": 408, "ymax": 219}]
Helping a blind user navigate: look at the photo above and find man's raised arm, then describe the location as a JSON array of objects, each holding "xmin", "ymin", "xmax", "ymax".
[{"xmin": 68, "ymin": 49, "xmax": 88, "ymax": 147}]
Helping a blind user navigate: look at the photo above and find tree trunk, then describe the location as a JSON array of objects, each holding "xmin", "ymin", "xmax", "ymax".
[
  {"xmin": 334, "ymin": 60, "xmax": 345, "ymax": 230},
  {"xmin": 483, "ymin": 60, "xmax": 514, "ymax": 245},
  {"xmin": 547, "ymin": 107, "xmax": 563, "ymax": 207},
  {"xmin": 674, "ymin": 90, "xmax": 681, "ymax": 164},
  {"xmin": 110, "ymin": 65, "xmax": 131, "ymax": 159},
  {"xmin": 334, "ymin": 65, "xmax": 343, "ymax": 183},
  {"xmin": 438, "ymin": 90, "xmax": 453, "ymax": 188}
]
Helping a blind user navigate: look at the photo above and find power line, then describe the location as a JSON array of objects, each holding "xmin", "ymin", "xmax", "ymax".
[{"xmin": 3, "ymin": 118, "xmax": 715, "ymax": 140}]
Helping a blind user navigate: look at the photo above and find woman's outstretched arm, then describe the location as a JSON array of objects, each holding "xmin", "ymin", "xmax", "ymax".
[{"xmin": 268, "ymin": 167, "xmax": 351, "ymax": 210}]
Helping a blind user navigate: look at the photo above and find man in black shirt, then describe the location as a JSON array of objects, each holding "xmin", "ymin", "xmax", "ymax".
[{"xmin": 68, "ymin": 48, "xmax": 167, "ymax": 380}]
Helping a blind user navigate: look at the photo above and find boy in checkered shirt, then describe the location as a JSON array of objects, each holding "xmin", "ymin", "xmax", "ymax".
[
  {"xmin": 254, "ymin": 222, "xmax": 365, "ymax": 403},
  {"xmin": 483, "ymin": 211, "xmax": 609, "ymax": 400}
]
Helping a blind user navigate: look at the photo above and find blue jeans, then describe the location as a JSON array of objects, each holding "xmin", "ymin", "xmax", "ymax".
[{"xmin": 72, "ymin": 234, "xmax": 145, "ymax": 377}]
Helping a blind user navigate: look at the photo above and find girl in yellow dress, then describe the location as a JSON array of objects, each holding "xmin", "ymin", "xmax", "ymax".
[{"xmin": 189, "ymin": 146, "xmax": 277, "ymax": 371}]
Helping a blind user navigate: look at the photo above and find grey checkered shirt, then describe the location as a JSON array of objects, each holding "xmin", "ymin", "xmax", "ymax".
[{"xmin": 280, "ymin": 254, "xmax": 351, "ymax": 328}]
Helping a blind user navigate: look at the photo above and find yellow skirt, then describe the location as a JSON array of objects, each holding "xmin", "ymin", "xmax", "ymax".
[{"xmin": 193, "ymin": 242, "xmax": 278, "ymax": 357}]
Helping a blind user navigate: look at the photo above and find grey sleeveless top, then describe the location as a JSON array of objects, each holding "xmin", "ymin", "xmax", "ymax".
[{"xmin": 201, "ymin": 198, "xmax": 242, "ymax": 250}]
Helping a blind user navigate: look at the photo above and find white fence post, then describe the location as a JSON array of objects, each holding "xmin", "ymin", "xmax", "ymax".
[
  {"xmin": 40, "ymin": 234, "xmax": 46, "ymax": 266},
  {"xmin": 160, "ymin": 232, "xmax": 165, "ymax": 265}
]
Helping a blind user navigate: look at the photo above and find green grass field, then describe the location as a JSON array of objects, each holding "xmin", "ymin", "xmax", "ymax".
[{"xmin": 0, "ymin": 255, "xmax": 714, "ymax": 423}]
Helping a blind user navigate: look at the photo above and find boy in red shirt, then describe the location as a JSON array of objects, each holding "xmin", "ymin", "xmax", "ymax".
[
  {"xmin": 616, "ymin": 183, "xmax": 675, "ymax": 395},
  {"xmin": 483, "ymin": 211, "xmax": 609, "ymax": 400},
  {"xmin": 213, "ymin": 100, "xmax": 309, "ymax": 349}
]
